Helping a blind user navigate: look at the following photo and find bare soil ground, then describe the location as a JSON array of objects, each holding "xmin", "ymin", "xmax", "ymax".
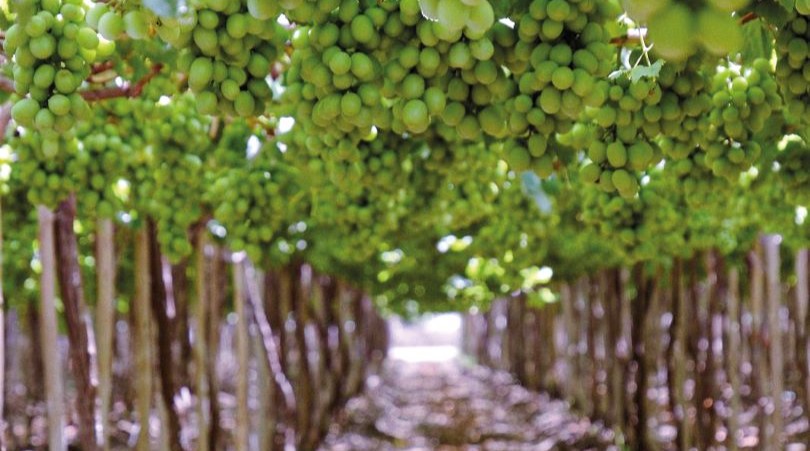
[{"xmin": 320, "ymin": 360, "xmax": 616, "ymax": 451}]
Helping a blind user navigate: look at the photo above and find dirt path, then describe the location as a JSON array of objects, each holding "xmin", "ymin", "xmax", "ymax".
[{"xmin": 320, "ymin": 359, "xmax": 615, "ymax": 450}]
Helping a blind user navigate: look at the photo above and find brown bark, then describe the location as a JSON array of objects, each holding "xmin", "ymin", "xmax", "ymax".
[
  {"xmin": 523, "ymin": 306, "xmax": 540, "ymax": 391},
  {"xmin": 605, "ymin": 269, "xmax": 624, "ymax": 430},
  {"xmin": 0, "ymin": 195, "xmax": 4, "ymax": 451},
  {"xmin": 206, "ymin": 245, "xmax": 226, "ymax": 450},
  {"xmin": 560, "ymin": 283, "xmax": 583, "ymax": 408},
  {"xmin": 588, "ymin": 275, "xmax": 607, "ymax": 422},
  {"xmin": 796, "ymin": 248, "xmax": 810, "ymax": 424},
  {"xmin": 763, "ymin": 235, "xmax": 784, "ymax": 447},
  {"xmin": 53, "ymin": 195, "xmax": 99, "ymax": 451},
  {"xmin": 232, "ymin": 257, "xmax": 249, "ymax": 451},
  {"xmin": 629, "ymin": 264, "xmax": 655, "ymax": 451},
  {"xmin": 748, "ymin": 242, "xmax": 770, "ymax": 448},
  {"xmin": 726, "ymin": 266, "xmax": 742, "ymax": 450},
  {"xmin": 250, "ymin": 265, "xmax": 297, "ymax": 450},
  {"xmin": 290, "ymin": 264, "xmax": 314, "ymax": 449},
  {"xmin": 171, "ymin": 261, "xmax": 192, "ymax": 391},
  {"xmin": 666, "ymin": 259, "xmax": 687, "ymax": 449},
  {"xmin": 311, "ymin": 275, "xmax": 335, "ymax": 441},
  {"xmin": 333, "ymin": 282, "xmax": 353, "ymax": 406},
  {"xmin": 192, "ymin": 233, "xmax": 210, "ymax": 451},
  {"xmin": 26, "ymin": 304, "xmax": 45, "ymax": 403},
  {"xmin": 146, "ymin": 221, "xmax": 183, "ymax": 451},
  {"xmin": 689, "ymin": 254, "xmax": 714, "ymax": 449},
  {"xmin": 509, "ymin": 295, "xmax": 527, "ymax": 384}
]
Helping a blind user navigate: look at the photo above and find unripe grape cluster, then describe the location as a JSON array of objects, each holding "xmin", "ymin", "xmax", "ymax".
[
  {"xmin": 654, "ymin": 56, "xmax": 713, "ymax": 157},
  {"xmin": 623, "ymin": 0, "xmax": 749, "ymax": 61},
  {"xmin": 408, "ymin": 137, "xmax": 505, "ymax": 233},
  {"xmin": 775, "ymin": 135, "xmax": 810, "ymax": 206},
  {"xmin": 86, "ymin": 2, "xmax": 153, "ymax": 41},
  {"xmin": 6, "ymin": 0, "xmax": 103, "ymax": 153},
  {"xmin": 465, "ymin": 172, "xmax": 551, "ymax": 280},
  {"xmin": 500, "ymin": 0, "xmax": 616, "ymax": 174},
  {"xmin": 279, "ymin": 0, "xmax": 514, "ymax": 176},
  {"xmin": 776, "ymin": 10, "xmax": 810, "ymax": 130},
  {"xmin": 575, "ymin": 76, "xmax": 664, "ymax": 198},
  {"xmin": 12, "ymin": 128, "xmax": 80, "ymax": 207},
  {"xmin": 578, "ymin": 173, "xmax": 688, "ymax": 264},
  {"xmin": 157, "ymin": 0, "xmax": 287, "ymax": 116},
  {"xmin": 695, "ymin": 59, "xmax": 780, "ymax": 180},
  {"xmin": 418, "ymin": 0, "xmax": 496, "ymax": 40},
  {"xmin": 207, "ymin": 140, "xmax": 303, "ymax": 267},
  {"xmin": 72, "ymin": 104, "xmax": 133, "ymax": 219},
  {"xmin": 102, "ymin": 91, "xmax": 213, "ymax": 261}
]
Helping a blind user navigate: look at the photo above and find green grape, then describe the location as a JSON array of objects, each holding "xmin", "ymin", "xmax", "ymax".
[
  {"xmin": 9, "ymin": 0, "xmax": 102, "ymax": 146},
  {"xmin": 776, "ymin": 9, "xmax": 810, "ymax": 129},
  {"xmin": 124, "ymin": 11, "xmax": 150, "ymax": 40},
  {"xmin": 97, "ymin": 11, "xmax": 124, "ymax": 40},
  {"xmin": 633, "ymin": 0, "xmax": 748, "ymax": 61}
]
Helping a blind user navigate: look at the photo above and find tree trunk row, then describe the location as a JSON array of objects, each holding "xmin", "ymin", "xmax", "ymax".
[
  {"xmin": 464, "ymin": 239, "xmax": 809, "ymax": 450},
  {"xmin": 2, "ymin": 211, "xmax": 388, "ymax": 450}
]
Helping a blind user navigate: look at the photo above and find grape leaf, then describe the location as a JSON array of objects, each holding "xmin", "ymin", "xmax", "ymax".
[
  {"xmin": 741, "ymin": 19, "xmax": 773, "ymax": 63},
  {"xmin": 779, "ymin": 0, "xmax": 796, "ymax": 10},
  {"xmin": 751, "ymin": 1, "xmax": 792, "ymax": 27},
  {"xmin": 609, "ymin": 60, "xmax": 664, "ymax": 82},
  {"xmin": 628, "ymin": 60, "xmax": 664, "ymax": 82},
  {"xmin": 491, "ymin": 0, "xmax": 530, "ymax": 18},
  {"xmin": 142, "ymin": 0, "xmax": 186, "ymax": 18}
]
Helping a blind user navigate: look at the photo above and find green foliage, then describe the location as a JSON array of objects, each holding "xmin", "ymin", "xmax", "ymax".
[{"xmin": 0, "ymin": 0, "xmax": 808, "ymax": 313}]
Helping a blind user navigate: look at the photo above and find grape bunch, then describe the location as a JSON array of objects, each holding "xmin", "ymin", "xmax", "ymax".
[
  {"xmin": 774, "ymin": 135, "xmax": 810, "ymax": 206},
  {"xmin": 156, "ymin": 0, "xmax": 288, "ymax": 116},
  {"xmin": 654, "ymin": 56, "xmax": 713, "ymax": 158},
  {"xmin": 622, "ymin": 0, "xmax": 748, "ymax": 61},
  {"xmin": 464, "ymin": 171, "xmax": 552, "ymax": 285},
  {"xmin": 86, "ymin": 2, "xmax": 153, "ymax": 41},
  {"xmin": 297, "ymin": 132, "xmax": 429, "ymax": 261},
  {"xmin": 406, "ymin": 137, "xmax": 505, "ymax": 233},
  {"xmin": 417, "ymin": 0, "xmax": 496, "ymax": 40},
  {"xmin": 417, "ymin": 22, "xmax": 515, "ymax": 142},
  {"xmin": 122, "ymin": 94, "xmax": 212, "ymax": 261},
  {"xmin": 12, "ymin": 127, "xmax": 80, "ymax": 208},
  {"xmin": 72, "ymin": 105, "xmax": 133, "ymax": 219},
  {"xmin": 6, "ymin": 0, "xmax": 103, "ymax": 153},
  {"xmin": 578, "ymin": 173, "xmax": 688, "ymax": 264},
  {"xmin": 280, "ymin": 0, "xmax": 518, "ymax": 165},
  {"xmin": 575, "ymin": 76, "xmax": 663, "ymax": 198},
  {"xmin": 207, "ymin": 140, "xmax": 304, "ymax": 267},
  {"xmin": 695, "ymin": 58, "xmax": 780, "ymax": 180},
  {"xmin": 501, "ymin": 0, "xmax": 617, "ymax": 174},
  {"xmin": 279, "ymin": 1, "xmax": 392, "ymax": 151},
  {"xmin": 776, "ymin": 9, "xmax": 810, "ymax": 132}
]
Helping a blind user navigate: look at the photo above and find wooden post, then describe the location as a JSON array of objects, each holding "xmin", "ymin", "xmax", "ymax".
[
  {"xmin": 232, "ymin": 254, "xmax": 249, "ymax": 451},
  {"xmin": 37, "ymin": 206, "xmax": 66, "ymax": 451},
  {"xmin": 53, "ymin": 195, "xmax": 99, "ymax": 451},
  {"xmin": 796, "ymin": 248, "xmax": 810, "ymax": 422},
  {"xmin": 726, "ymin": 266, "xmax": 742, "ymax": 450},
  {"xmin": 133, "ymin": 227, "xmax": 152, "ymax": 451},
  {"xmin": 192, "ymin": 233, "xmax": 210, "ymax": 451},
  {"xmin": 763, "ymin": 235, "xmax": 784, "ymax": 447},
  {"xmin": 0, "ymin": 194, "xmax": 5, "ymax": 449},
  {"xmin": 95, "ymin": 218, "xmax": 116, "ymax": 451}
]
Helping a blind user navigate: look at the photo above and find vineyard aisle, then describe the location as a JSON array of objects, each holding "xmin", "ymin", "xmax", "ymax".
[{"xmin": 320, "ymin": 358, "xmax": 614, "ymax": 451}]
